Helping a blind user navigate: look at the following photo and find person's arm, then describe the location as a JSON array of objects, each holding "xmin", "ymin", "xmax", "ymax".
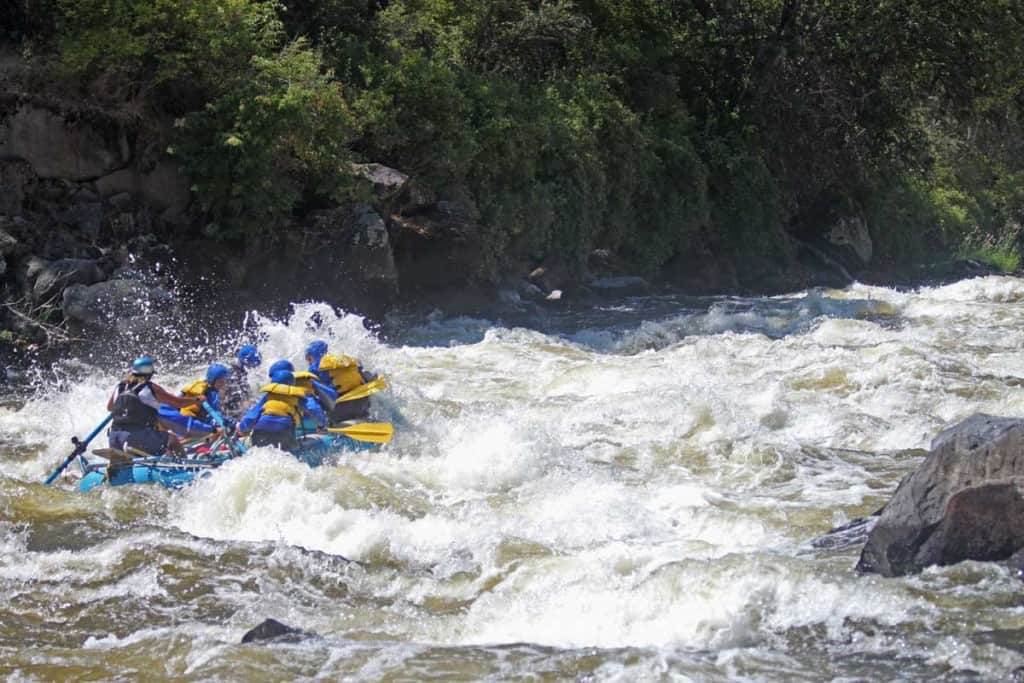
[
  {"xmin": 302, "ymin": 395, "xmax": 327, "ymax": 427},
  {"xmin": 151, "ymin": 382, "xmax": 201, "ymax": 409},
  {"xmin": 312, "ymin": 379, "xmax": 338, "ymax": 404},
  {"xmin": 106, "ymin": 389, "xmax": 116, "ymax": 412},
  {"xmin": 237, "ymin": 395, "xmax": 267, "ymax": 434}
]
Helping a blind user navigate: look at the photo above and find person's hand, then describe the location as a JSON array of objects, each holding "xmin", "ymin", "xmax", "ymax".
[{"xmin": 190, "ymin": 396, "xmax": 204, "ymax": 406}]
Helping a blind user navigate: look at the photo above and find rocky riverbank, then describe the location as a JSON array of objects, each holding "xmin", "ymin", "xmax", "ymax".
[{"xmin": 0, "ymin": 85, "xmax": 1007, "ymax": 372}]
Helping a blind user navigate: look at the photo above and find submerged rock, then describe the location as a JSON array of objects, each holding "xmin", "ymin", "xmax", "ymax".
[
  {"xmin": 240, "ymin": 618, "xmax": 312, "ymax": 644},
  {"xmin": 811, "ymin": 515, "xmax": 879, "ymax": 552},
  {"xmin": 857, "ymin": 414, "xmax": 1024, "ymax": 576}
]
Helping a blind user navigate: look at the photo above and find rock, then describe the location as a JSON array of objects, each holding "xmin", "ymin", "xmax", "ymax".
[
  {"xmin": 308, "ymin": 202, "xmax": 399, "ymax": 297},
  {"xmin": 2, "ymin": 105, "xmax": 129, "ymax": 181},
  {"xmin": 71, "ymin": 187, "xmax": 100, "ymax": 204},
  {"xmin": 108, "ymin": 192, "xmax": 134, "ymax": 211},
  {"xmin": 590, "ymin": 276, "xmax": 651, "ymax": 296},
  {"xmin": 528, "ymin": 259, "xmax": 573, "ymax": 294},
  {"xmin": 61, "ymin": 278, "xmax": 175, "ymax": 332},
  {"xmin": 915, "ymin": 483, "xmax": 1024, "ymax": 567},
  {"xmin": 389, "ymin": 195, "xmax": 485, "ymax": 294},
  {"xmin": 95, "ymin": 159, "xmax": 191, "ymax": 215},
  {"xmin": 240, "ymin": 619, "xmax": 311, "ymax": 644},
  {"xmin": 31, "ymin": 258, "xmax": 105, "ymax": 303},
  {"xmin": 512, "ymin": 278, "xmax": 546, "ymax": 302},
  {"xmin": 857, "ymin": 414, "xmax": 1024, "ymax": 576},
  {"xmin": 827, "ymin": 214, "xmax": 873, "ymax": 266},
  {"xmin": 351, "ymin": 162, "xmax": 408, "ymax": 200},
  {"xmin": 662, "ymin": 250, "xmax": 741, "ymax": 295},
  {"xmin": 0, "ymin": 228, "xmax": 18, "ymax": 258},
  {"xmin": 811, "ymin": 515, "xmax": 880, "ymax": 552},
  {"xmin": 24, "ymin": 255, "xmax": 47, "ymax": 282},
  {"xmin": 0, "ymin": 160, "xmax": 37, "ymax": 216},
  {"xmin": 55, "ymin": 203, "xmax": 104, "ymax": 237}
]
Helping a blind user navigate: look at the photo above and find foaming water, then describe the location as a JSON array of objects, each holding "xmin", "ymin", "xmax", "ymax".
[{"xmin": 3, "ymin": 277, "xmax": 1024, "ymax": 679}]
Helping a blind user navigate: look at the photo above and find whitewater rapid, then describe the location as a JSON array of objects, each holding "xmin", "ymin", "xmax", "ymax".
[{"xmin": 4, "ymin": 277, "xmax": 1024, "ymax": 679}]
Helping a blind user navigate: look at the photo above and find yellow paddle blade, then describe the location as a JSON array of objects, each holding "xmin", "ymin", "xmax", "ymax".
[
  {"xmin": 335, "ymin": 376, "xmax": 388, "ymax": 404},
  {"xmin": 326, "ymin": 422, "xmax": 394, "ymax": 444}
]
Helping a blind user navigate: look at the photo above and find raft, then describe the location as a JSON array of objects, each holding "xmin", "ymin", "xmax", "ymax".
[{"xmin": 77, "ymin": 432, "xmax": 377, "ymax": 492}]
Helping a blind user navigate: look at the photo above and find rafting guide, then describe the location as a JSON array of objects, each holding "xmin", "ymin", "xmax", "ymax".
[{"xmin": 108, "ymin": 356, "xmax": 197, "ymax": 457}]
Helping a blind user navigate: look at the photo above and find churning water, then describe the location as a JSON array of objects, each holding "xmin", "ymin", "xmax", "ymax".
[{"xmin": 4, "ymin": 277, "xmax": 1024, "ymax": 680}]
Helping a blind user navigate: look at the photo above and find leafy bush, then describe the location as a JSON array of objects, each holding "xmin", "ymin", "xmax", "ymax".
[
  {"xmin": 56, "ymin": 0, "xmax": 282, "ymax": 109},
  {"xmin": 173, "ymin": 40, "xmax": 358, "ymax": 236}
]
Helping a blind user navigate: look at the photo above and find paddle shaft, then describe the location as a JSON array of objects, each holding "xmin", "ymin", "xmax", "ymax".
[
  {"xmin": 44, "ymin": 414, "xmax": 113, "ymax": 485},
  {"xmin": 202, "ymin": 400, "xmax": 245, "ymax": 458}
]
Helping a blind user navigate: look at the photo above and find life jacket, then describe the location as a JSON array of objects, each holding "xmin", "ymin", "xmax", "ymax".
[
  {"xmin": 317, "ymin": 354, "xmax": 364, "ymax": 394},
  {"xmin": 179, "ymin": 379, "xmax": 211, "ymax": 419},
  {"xmin": 258, "ymin": 383, "xmax": 308, "ymax": 427},
  {"xmin": 111, "ymin": 380, "xmax": 158, "ymax": 431}
]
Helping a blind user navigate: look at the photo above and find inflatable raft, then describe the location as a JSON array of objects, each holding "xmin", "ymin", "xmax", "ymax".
[{"xmin": 77, "ymin": 432, "xmax": 378, "ymax": 492}]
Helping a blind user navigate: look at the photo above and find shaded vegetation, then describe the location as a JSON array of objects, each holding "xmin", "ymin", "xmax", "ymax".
[{"xmin": 6, "ymin": 0, "xmax": 1024, "ymax": 280}]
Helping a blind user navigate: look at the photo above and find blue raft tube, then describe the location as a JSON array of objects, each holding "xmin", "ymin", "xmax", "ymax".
[{"xmin": 77, "ymin": 430, "xmax": 377, "ymax": 492}]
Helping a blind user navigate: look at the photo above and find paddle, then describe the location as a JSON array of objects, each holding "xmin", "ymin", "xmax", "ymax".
[
  {"xmin": 335, "ymin": 377, "xmax": 388, "ymax": 404},
  {"xmin": 326, "ymin": 422, "xmax": 394, "ymax": 444},
  {"xmin": 202, "ymin": 400, "xmax": 246, "ymax": 458},
  {"xmin": 44, "ymin": 414, "xmax": 113, "ymax": 485}
]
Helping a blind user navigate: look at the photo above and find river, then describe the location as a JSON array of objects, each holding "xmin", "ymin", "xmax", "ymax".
[{"xmin": 3, "ymin": 276, "xmax": 1024, "ymax": 680}]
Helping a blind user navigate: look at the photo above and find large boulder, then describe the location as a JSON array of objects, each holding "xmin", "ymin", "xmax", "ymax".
[
  {"xmin": 351, "ymin": 162, "xmax": 408, "ymax": 201},
  {"xmin": 61, "ymin": 278, "xmax": 175, "ymax": 333},
  {"xmin": 391, "ymin": 196, "xmax": 485, "ymax": 294},
  {"xmin": 827, "ymin": 214, "xmax": 873, "ymax": 267},
  {"xmin": 94, "ymin": 159, "xmax": 191, "ymax": 216},
  {"xmin": 30, "ymin": 258, "xmax": 105, "ymax": 304},
  {"xmin": 308, "ymin": 202, "xmax": 399, "ymax": 297},
  {"xmin": 176, "ymin": 202, "xmax": 399, "ymax": 317},
  {"xmin": 0, "ymin": 105, "xmax": 130, "ymax": 181},
  {"xmin": 857, "ymin": 414, "xmax": 1024, "ymax": 576}
]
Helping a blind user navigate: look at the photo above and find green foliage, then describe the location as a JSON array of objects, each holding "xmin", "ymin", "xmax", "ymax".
[
  {"xmin": 56, "ymin": 0, "xmax": 282, "ymax": 109},
  {"xmin": 37, "ymin": 0, "xmax": 1024, "ymax": 280},
  {"xmin": 174, "ymin": 40, "xmax": 358, "ymax": 236}
]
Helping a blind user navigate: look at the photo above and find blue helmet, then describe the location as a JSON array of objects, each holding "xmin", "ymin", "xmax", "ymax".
[
  {"xmin": 131, "ymin": 356, "xmax": 156, "ymax": 375},
  {"xmin": 268, "ymin": 359, "xmax": 294, "ymax": 377},
  {"xmin": 206, "ymin": 363, "xmax": 230, "ymax": 384},
  {"xmin": 237, "ymin": 344, "xmax": 262, "ymax": 368},
  {"xmin": 305, "ymin": 340, "xmax": 328, "ymax": 360},
  {"xmin": 270, "ymin": 369, "xmax": 295, "ymax": 385}
]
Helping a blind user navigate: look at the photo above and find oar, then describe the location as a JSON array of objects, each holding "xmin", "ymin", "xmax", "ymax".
[
  {"xmin": 44, "ymin": 414, "xmax": 113, "ymax": 485},
  {"xmin": 335, "ymin": 377, "xmax": 388, "ymax": 404},
  {"xmin": 202, "ymin": 400, "xmax": 246, "ymax": 458},
  {"xmin": 326, "ymin": 422, "xmax": 394, "ymax": 444}
]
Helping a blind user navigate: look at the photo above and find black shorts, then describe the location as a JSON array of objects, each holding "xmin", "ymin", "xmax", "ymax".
[
  {"xmin": 251, "ymin": 430, "xmax": 298, "ymax": 451},
  {"xmin": 109, "ymin": 428, "xmax": 171, "ymax": 456},
  {"xmin": 330, "ymin": 397, "xmax": 370, "ymax": 423}
]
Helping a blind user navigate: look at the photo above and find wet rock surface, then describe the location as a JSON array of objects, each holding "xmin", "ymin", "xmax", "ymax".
[
  {"xmin": 240, "ymin": 619, "xmax": 314, "ymax": 644},
  {"xmin": 857, "ymin": 414, "xmax": 1024, "ymax": 577}
]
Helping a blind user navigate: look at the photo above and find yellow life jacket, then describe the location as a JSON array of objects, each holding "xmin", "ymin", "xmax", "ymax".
[
  {"xmin": 317, "ymin": 354, "xmax": 364, "ymax": 393},
  {"xmin": 258, "ymin": 383, "xmax": 308, "ymax": 426},
  {"xmin": 292, "ymin": 371, "xmax": 319, "ymax": 391},
  {"xmin": 179, "ymin": 380, "xmax": 210, "ymax": 418}
]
